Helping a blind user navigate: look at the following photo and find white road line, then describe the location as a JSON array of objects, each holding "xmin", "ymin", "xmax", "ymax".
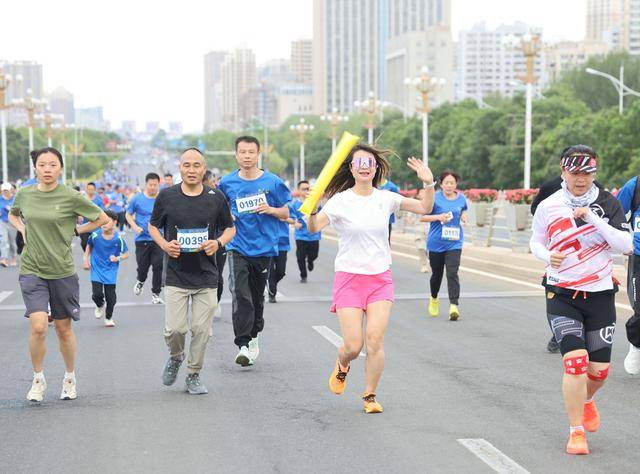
[
  {"xmin": 312, "ymin": 325, "xmax": 365, "ymax": 357},
  {"xmin": 457, "ymin": 438, "xmax": 529, "ymax": 474},
  {"xmin": 0, "ymin": 291, "xmax": 12, "ymax": 304}
]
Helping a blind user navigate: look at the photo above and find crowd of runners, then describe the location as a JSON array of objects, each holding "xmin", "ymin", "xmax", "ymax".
[{"xmin": 3, "ymin": 136, "xmax": 640, "ymax": 456}]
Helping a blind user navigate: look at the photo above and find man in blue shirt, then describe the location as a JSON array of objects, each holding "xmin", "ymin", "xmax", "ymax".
[
  {"xmin": 290, "ymin": 180, "xmax": 322, "ymax": 282},
  {"xmin": 379, "ymin": 177, "xmax": 400, "ymax": 242},
  {"xmin": 0, "ymin": 182, "xmax": 17, "ymax": 267},
  {"xmin": 126, "ymin": 172, "xmax": 164, "ymax": 304},
  {"xmin": 218, "ymin": 136, "xmax": 291, "ymax": 367},
  {"xmin": 79, "ymin": 182, "xmax": 106, "ymax": 252}
]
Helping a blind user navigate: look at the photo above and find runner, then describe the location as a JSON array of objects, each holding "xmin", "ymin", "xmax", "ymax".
[
  {"xmin": 267, "ymin": 203, "xmax": 294, "ymax": 303},
  {"xmin": 162, "ymin": 173, "xmax": 174, "ymax": 189},
  {"xmin": 218, "ymin": 136, "xmax": 291, "ymax": 367},
  {"xmin": 107, "ymin": 184, "xmax": 127, "ymax": 232},
  {"xmin": 290, "ymin": 180, "xmax": 322, "ymax": 283},
  {"xmin": 530, "ymin": 150, "xmax": 631, "ymax": 455},
  {"xmin": 307, "ymin": 144, "xmax": 435, "ymax": 413},
  {"xmin": 79, "ymin": 182, "xmax": 106, "ymax": 252},
  {"xmin": 149, "ymin": 148, "xmax": 235, "ymax": 394},
  {"xmin": 0, "ymin": 182, "xmax": 18, "ymax": 267},
  {"xmin": 9, "ymin": 147, "xmax": 109, "ymax": 402},
  {"xmin": 126, "ymin": 172, "xmax": 164, "ymax": 304},
  {"xmin": 420, "ymin": 170, "xmax": 468, "ymax": 320},
  {"xmin": 83, "ymin": 209, "xmax": 129, "ymax": 327}
]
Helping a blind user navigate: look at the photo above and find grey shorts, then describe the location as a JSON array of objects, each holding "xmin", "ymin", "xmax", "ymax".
[{"xmin": 19, "ymin": 273, "xmax": 81, "ymax": 321}]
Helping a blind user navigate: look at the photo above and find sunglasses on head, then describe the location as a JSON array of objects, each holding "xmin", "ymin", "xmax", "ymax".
[{"xmin": 350, "ymin": 156, "xmax": 377, "ymax": 169}]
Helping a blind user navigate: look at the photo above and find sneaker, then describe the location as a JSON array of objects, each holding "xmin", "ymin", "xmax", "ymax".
[
  {"xmin": 151, "ymin": 293, "xmax": 164, "ymax": 304},
  {"xmin": 300, "ymin": 276, "xmax": 307, "ymax": 283},
  {"xmin": 94, "ymin": 305, "xmax": 105, "ymax": 319},
  {"xmin": 162, "ymin": 356, "xmax": 183, "ymax": 386},
  {"xmin": 235, "ymin": 346, "xmax": 254, "ymax": 367},
  {"xmin": 248, "ymin": 337, "xmax": 260, "ymax": 361},
  {"xmin": 133, "ymin": 280, "xmax": 144, "ymax": 296},
  {"xmin": 308, "ymin": 260, "xmax": 314, "ymax": 272},
  {"xmin": 185, "ymin": 373, "xmax": 208, "ymax": 395},
  {"xmin": 566, "ymin": 429, "xmax": 589, "ymax": 455},
  {"xmin": 547, "ymin": 336, "xmax": 560, "ymax": 354},
  {"xmin": 449, "ymin": 304, "xmax": 460, "ymax": 321},
  {"xmin": 105, "ymin": 318, "xmax": 115, "ymax": 328},
  {"xmin": 428, "ymin": 297, "xmax": 439, "ymax": 317},
  {"xmin": 582, "ymin": 400, "xmax": 600, "ymax": 432},
  {"xmin": 60, "ymin": 377, "xmax": 77, "ymax": 400},
  {"xmin": 329, "ymin": 359, "xmax": 349, "ymax": 395},
  {"xmin": 624, "ymin": 343, "xmax": 640, "ymax": 375},
  {"xmin": 363, "ymin": 393, "xmax": 383, "ymax": 414},
  {"xmin": 268, "ymin": 293, "xmax": 276, "ymax": 303},
  {"xmin": 27, "ymin": 375, "xmax": 47, "ymax": 402}
]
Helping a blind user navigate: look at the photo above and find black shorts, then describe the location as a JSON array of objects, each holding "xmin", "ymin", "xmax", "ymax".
[
  {"xmin": 19, "ymin": 273, "xmax": 81, "ymax": 321},
  {"xmin": 546, "ymin": 287, "xmax": 616, "ymax": 363}
]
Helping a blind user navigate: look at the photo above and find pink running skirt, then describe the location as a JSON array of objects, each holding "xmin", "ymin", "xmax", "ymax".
[{"xmin": 330, "ymin": 269, "xmax": 394, "ymax": 313}]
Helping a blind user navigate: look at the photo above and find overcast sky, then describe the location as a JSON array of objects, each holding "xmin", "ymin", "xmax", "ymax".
[{"xmin": 0, "ymin": 0, "xmax": 586, "ymax": 132}]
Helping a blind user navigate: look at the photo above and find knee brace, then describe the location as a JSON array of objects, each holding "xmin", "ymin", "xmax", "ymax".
[
  {"xmin": 564, "ymin": 355, "xmax": 589, "ymax": 375},
  {"xmin": 588, "ymin": 366, "xmax": 610, "ymax": 381}
]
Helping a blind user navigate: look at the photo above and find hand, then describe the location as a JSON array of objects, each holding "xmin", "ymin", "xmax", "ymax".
[
  {"xmin": 134, "ymin": 226, "xmax": 143, "ymax": 235},
  {"xmin": 109, "ymin": 255, "xmax": 119, "ymax": 263},
  {"xmin": 439, "ymin": 213, "xmax": 452, "ymax": 223},
  {"xmin": 550, "ymin": 252, "xmax": 567, "ymax": 269},
  {"xmin": 573, "ymin": 207, "xmax": 591, "ymax": 221},
  {"xmin": 256, "ymin": 203, "xmax": 273, "ymax": 215},
  {"xmin": 83, "ymin": 259, "xmax": 90, "ymax": 270},
  {"xmin": 294, "ymin": 221, "xmax": 303, "ymax": 229},
  {"xmin": 199, "ymin": 239, "xmax": 219, "ymax": 256},
  {"xmin": 406, "ymin": 157, "xmax": 434, "ymax": 185},
  {"xmin": 163, "ymin": 239, "xmax": 181, "ymax": 258},
  {"xmin": 461, "ymin": 213, "xmax": 468, "ymax": 225}
]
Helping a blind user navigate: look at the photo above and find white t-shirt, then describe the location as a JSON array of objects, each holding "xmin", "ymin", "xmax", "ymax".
[{"xmin": 322, "ymin": 188, "xmax": 403, "ymax": 275}]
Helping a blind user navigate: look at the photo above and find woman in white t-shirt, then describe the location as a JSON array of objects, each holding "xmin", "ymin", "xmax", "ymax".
[{"xmin": 308, "ymin": 144, "xmax": 435, "ymax": 413}]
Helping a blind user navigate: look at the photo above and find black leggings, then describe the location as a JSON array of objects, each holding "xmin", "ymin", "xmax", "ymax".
[
  {"xmin": 216, "ymin": 247, "xmax": 227, "ymax": 303},
  {"xmin": 92, "ymin": 282, "xmax": 117, "ymax": 319},
  {"xmin": 295, "ymin": 240, "xmax": 319, "ymax": 278},
  {"xmin": 429, "ymin": 249, "xmax": 462, "ymax": 305}
]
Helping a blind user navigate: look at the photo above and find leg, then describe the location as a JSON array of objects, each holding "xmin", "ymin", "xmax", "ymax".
[
  {"xmin": 104, "ymin": 284, "xmax": 117, "ymax": 320},
  {"xmin": 91, "ymin": 281, "xmax": 105, "ymax": 309},
  {"xmin": 307, "ymin": 241, "xmax": 319, "ymax": 270},
  {"xmin": 296, "ymin": 241, "xmax": 307, "ymax": 279},
  {"xmin": 150, "ymin": 242, "xmax": 164, "ymax": 295},
  {"xmin": 363, "ymin": 300, "xmax": 393, "ymax": 394},
  {"xmin": 267, "ymin": 257, "xmax": 278, "ymax": 297},
  {"xmin": 444, "ymin": 250, "xmax": 462, "ymax": 305},
  {"xmin": 248, "ymin": 256, "xmax": 270, "ymax": 339},
  {"xmin": 429, "ymin": 251, "xmax": 446, "ymax": 298},
  {"xmin": 163, "ymin": 286, "xmax": 190, "ymax": 359},
  {"xmin": 228, "ymin": 251, "xmax": 255, "ymax": 348},
  {"xmin": 336, "ymin": 307, "xmax": 365, "ymax": 368},
  {"xmin": 136, "ymin": 242, "xmax": 151, "ymax": 284},
  {"xmin": 54, "ymin": 318, "xmax": 77, "ymax": 373},
  {"xmin": 216, "ymin": 248, "xmax": 227, "ymax": 302},
  {"xmin": 0, "ymin": 221, "xmax": 9, "ymax": 263},
  {"xmin": 187, "ymin": 288, "xmax": 217, "ymax": 374},
  {"xmin": 562, "ymin": 349, "xmax": 589, "ymax": 426},
  {"xmin": 29, "ymin": 312, "xmax": 49, "ymax": 372}
]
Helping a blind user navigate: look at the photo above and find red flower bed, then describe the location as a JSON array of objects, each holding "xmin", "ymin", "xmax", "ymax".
[
  {"xmin": 464, "ymin": 189, "xmax": 499, "ymax": 203},
  {"xmin": 504, "ymin": 188, "xmax": 539, "ymax": 205},
  {"xmin": 399, "ymin": 189, "xmax": 418, "ymax": 198}
]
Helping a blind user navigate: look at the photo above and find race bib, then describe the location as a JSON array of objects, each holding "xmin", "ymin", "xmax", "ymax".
[
  {"xmin": 176, "ymin": 227, "xmax": 208, "ymax": 253},
  {"xmin": 441, "ymin": 225, "xmax": 460, "ymax": 241},
  {"xmin": 634, "ymin": 215, "xmax": 640, "ymax": 233},
  {"xmin": 236, "ymin": 193, "xmax": 267, "ymax": 213}
]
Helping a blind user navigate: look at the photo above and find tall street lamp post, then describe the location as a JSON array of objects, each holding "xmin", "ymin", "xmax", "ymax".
[
  {"xmin": 320, "ymin": 108, "xmax": 349, "ymax": 153},
  {"xmin": 354, "ymin": 91, "xmax": 383, "ymax": 145},
  {"xmin": 586, "ymin": 65, "xmax": 640, "ymax": 115},
  {"xmin": 517, "ymin": 33, "xmax": 541, "ymax": 190},
  {"xmin": 0, "ymin": 70, "xmax": 22, "ymax": 183},
  {"xmin": 290, "ymin": 117, "xmax": 314, "ymax": 181},
  {"xmin": 13, "ymin": 88, "xmax": 46, "ymax": 179}
]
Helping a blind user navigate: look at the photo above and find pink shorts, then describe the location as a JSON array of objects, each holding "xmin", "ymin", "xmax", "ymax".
[{"xmin": 330, "ymin": 269, "xmax": 394, "ymax": 313}]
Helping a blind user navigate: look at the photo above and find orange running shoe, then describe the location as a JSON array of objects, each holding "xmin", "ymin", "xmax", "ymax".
[
  {"xmin": 328, "ymin": 360, "xmax": 349, "ymax": 395},
  {"xmin": 582, "ymin": 400, "xmax": 600, "ymax": 432},
  {"xmin": 363, "ymin": 393, "xmax": 383, "ymax": 414},
  {"xmin": 566, "ymin": 429, "xmax": 589, "ymax": 455}
]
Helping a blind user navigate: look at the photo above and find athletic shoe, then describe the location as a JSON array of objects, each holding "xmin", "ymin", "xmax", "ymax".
[
  {"xmin": 27, "ymin": 375, "xmax": 47, "ymax": 402},
  {"xmin": 329, "ymin": 359, "xmax": 349, "ymax": 395},
  {"xmin": 268, "ymin": 294, "xmax": 276, "ymax": 303},
  {"xmin": 185, "ymin": 373, "xmax": 208, "ymax": 395},
  {"xmin": 449, "ymin": 304, "xmax": 460, "ymax": 321},
  {"xmin": 235, "ymin": 346, "xmax": 254, "ymax": 367},
  {"xmin": 582, "ymin": 400, "xmax": 600, "ymax": 432},
  {"xmin": 162, "ymin": 356, "xmax": 183, "ymax": 386},
  {"xmin": 428, "ymin": 297, "xmax": 439, "ymax": 317},
  {"xmin": 60, "ymin": 377, "xmax": 77, "ymax": 400},
  {"xmin": 151, "ymin": 293, "xmax": 164, "ymax": 305},
  {"xmin": 248, "ymin": 337, "xmax": 260, "ymax": 361},
  {"xmin": 94, "ymin": 305, "xmax": 105, "ymax": 319},
  {"xmin": 547, "ymin": 336, "xmax": 560, "ymax": 354},
  {"xmin": 420, "ymin": 265, "xmax": 428, "ymax": 273},
  {"xmin": 308, "ymin": 260, "xmax": 314, "ymax": 272},
  {"xmin": 624, "ymin": 343, "xmax": 640, "ymax": 375},
  {"xmin": 133, "ymin": 280, "xmax": 144, "ymax": 296},
  {"xmin": 300, "ymin": 277, "xmax": 307, "ymax": 283},
  {"xmin": 105, "ymin": 318, "xmax": 115, "ymax": 328},
  {"xmin": 566, "ymin": 429, "xmax": 589, "ymax": 455},
  {"xmin": 363, "ymin": 393, "xmax": 383, "ymax": 414}
]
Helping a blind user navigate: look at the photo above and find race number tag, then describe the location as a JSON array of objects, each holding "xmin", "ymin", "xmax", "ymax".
[
  {"xmin": 634, "ymin": 215, "xmax": 640, "ymax": 233},
  {"xmin": 441, "ymin": 226, "xmax": 460, "ymax": 241},
  {"xmin": 236, "ymin": 193, "xmax": 267, "ymax": 213},
  {"xmin": 176, "ymin": 227, "xmax": 208, "ymax": 253}
]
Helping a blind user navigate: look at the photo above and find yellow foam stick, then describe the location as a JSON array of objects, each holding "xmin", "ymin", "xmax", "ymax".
[{"xmin": 299, "ymin": 131, "xmax": 360, "ymax": 216}]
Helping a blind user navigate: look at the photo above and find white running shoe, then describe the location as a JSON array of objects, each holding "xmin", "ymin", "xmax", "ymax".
[
  {"xmin": 214, "ymin": 303, "xmax": 222, "ymax": 319},
  {"xmin": 151, "ymin": 293, "xmax": 164, "ymax": 305},
  {"xmin": 105, "ymin": 318, "xmax": 115, "ymax": 328},
  {"xmin": 94, "ymin": 305, "xmax": 105, "ymax": 319},
  {"xmin": 133, "ymin": 280, "xmax": 144, "ymax": 296},
  {"xmin": 27, "ymin": 375, "xmax": 47, "ymax": 402},
  {"xmin": 235, "ymin": 346, "xmax": 254, "ymax": 367},
  {"xmin": 60, "ymin": 377, "xmax": 77, "ymax": 400},
  {"xmin": 624, "ymin": 343, "xmax": 640, "ymax": 375},
  {"xmin": 248, "ymin": 337, "xmax": 260, "ymax": 361}
]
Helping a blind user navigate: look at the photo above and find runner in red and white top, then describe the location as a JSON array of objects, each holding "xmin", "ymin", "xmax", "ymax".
[{"xmin": 530, "ymin": 149, "xmax": 632, "ymax": 455}]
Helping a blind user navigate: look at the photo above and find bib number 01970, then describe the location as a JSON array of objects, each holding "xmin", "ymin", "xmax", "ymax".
[{"xmin": 236, "ymin": 193, "xmax": 267, "ymax": 213}]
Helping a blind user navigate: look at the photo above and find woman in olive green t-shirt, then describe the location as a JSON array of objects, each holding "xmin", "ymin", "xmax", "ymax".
[{"xmin": 9, "ymin": 147, "xmax": 109, "ymax": 403}]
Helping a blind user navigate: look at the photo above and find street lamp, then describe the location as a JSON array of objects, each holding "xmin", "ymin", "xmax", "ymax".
[
  {"xmin": 0, "ymin": 71, "xmax": 22, "ymax": 183},
  {"xmin": 586, "ymin": 66, "xmax": 640, "ymax": 115},
  {"xmin": 354, "ymin": 91, "xmax": 384, "ymax": 145},
  {"xmin": 13, "ymin": 89, "xmax": 46, "ymax": 179},
  {"xmin": 404, "ymin": 66, "xmax": 445, "ymax": 166},
  {"xmin": 320, "ymin": 108, "xmax": 349, "ymax": 153},
  {"xmin": 289, "ymin": 117, "xmax": 314, "ymax": 181}
]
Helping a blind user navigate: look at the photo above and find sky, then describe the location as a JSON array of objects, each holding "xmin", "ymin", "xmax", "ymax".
[{"xmin": 0, "ymin": 0, "xmax": 586, "ymax": 133}]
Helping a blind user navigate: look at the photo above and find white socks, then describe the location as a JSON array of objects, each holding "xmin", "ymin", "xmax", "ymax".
[
  {"xmin": 570, "ymin": 425, "xmax": 585, "ymax": 434},
  {"xmin": 64, "ymin": 371, "xmax": 76, "ymax": 382},
  {"xmin": 33, "ymin": 371, "xmax": 44, "ymax": 380}
]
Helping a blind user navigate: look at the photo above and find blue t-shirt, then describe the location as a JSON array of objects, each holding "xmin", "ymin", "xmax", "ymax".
[
  {"xmin": 127, "ymin": 192, "xmax": 157, "ymax": 242},
  {"xmin": 616, "ymin": 176, "xmax": 640, "ymax": 255},
  {"xmin": 107, "ymin": 192, "xmax": 126, "ymax": 213},
  {"xmin": 80, "ymin": 195, "xmax": 105, "ymax": 224},
  {"xmin": 290, "ymin": 200, "xmax": 322, "ymax": 242},
  {"xmin": 218, "ymin": 170, "xmax": 291, "ymax": 257},
  {"xmin": 87, "ymin": 229, "xmax": 128, "ymax": 285},
  {"xmin": 426, "ymin": 191, "xmax": 468, "ymax": 252},
  {"xmin": 0, "ymin": 195, "xmax": 14, "ymax": 222},
  {"xmin": 379, "ymin": 180, "xmax": 400, "ymax": 224},
  {"xmin": 276, "ymin": 203, "xmax": 294, "ymax": 252}
]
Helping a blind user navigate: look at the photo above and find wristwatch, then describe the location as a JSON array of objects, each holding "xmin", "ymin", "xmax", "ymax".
[{"xmin": 424, "ymin": 181, "xmax": 436, "ymax": 189}]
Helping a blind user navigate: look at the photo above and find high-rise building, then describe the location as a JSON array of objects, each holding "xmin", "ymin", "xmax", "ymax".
[
  {"xmin": 75, "ymin": 106, "xmax": 110, "ymax": 132},
  {"xmin": 0, "ymin": 60, "xmax": 44, "ymax": 126},
  {"xmin": 545, "ymin": 40, "xmax": 609, "ymax": 82},
  {"xmin": 629, "ymin": 0, "xmax": 640, "ymax": 55},
  {"xmin": 204, "ymin": 51, "xmax": 226, "ymax": 132},
  {"xmin": 291, "ymin": 39, "xmax": 313, "ymax": 83},
  {"xmin": 586, "ymin": 0, "xmax": 627, "ymax": 50},
  {"xmin": 121, "ymin": 121, "xmax": 136, "ymax": 135},
  {"xmin": 221, "ymin": 48, "xmax": 257, "ymax": 130},
  {"xmin": 48, "ymin": 86, "xmax": 75, "ymax": 124},
  {"xmin": 455, "ymin": 22, "xmax": 547, "ymax": 102}
]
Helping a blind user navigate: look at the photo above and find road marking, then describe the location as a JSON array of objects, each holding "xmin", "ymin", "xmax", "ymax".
[
  {"xmin": 0, "ymin": 291, "xmax": 12, "ymax": 303},
  {"xmin": 312, "ymin": 325, "xmax": 365, "ymax": 357},
  {"xmin": 457, "ymin": 438, "xmax": 529, "ymax": 474}
]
